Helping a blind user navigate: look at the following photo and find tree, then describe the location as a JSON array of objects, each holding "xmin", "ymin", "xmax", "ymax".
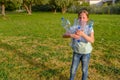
[
  {"xmin": 22, "ymin": 0, "xmax": 33, "ymax": 15},
  {"xmin": 6, "ymin": 1, "xmax": 17, "ymax": 11},
  {"xmin": 22, "ymin": 0, "xmax": 50, "ymax": 14},
  {"xmin": 49, "ymin": 0, "xmax": 57, "ymax": 13},
  {"xmin": 34, "ymin": 0, "xmax": 50, "ymax": 5},
  {"xmin": 0, "ymin": 0, "xmax": 6, "ymax": 16},
  {"xmin": 0, "ymin": 0, "xmax": 21, "ymax": 16},
  {"xmin": 115, "ymin": 0, "xmax": 120, "ymax": 3},
  {"xmin": 54, "ymin": 0, "xmax": 73, "ymax": 13},
  {"xmin": 0, "ymin": 0, "xmax": 51, "ymax": 15}
]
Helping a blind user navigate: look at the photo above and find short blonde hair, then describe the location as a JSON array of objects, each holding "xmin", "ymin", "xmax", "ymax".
[{"xmin": 78, "ymin": 10, "xmax": 89, "ymax": 18}]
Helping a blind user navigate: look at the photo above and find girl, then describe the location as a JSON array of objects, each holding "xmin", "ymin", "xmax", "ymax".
[{"xmin": 63, "ymin": 10, "xmax": 94, "ymax": 80}]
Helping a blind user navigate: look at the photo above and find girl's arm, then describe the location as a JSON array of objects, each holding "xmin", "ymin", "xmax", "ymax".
[
  {"xmin": 63, "ymin": 31, "xmax": 80, "ymax": 39},
  {"xmin": 63, "ymin": 30, "xmax": 95, "ymax": 43},
  {"xmin": 76, "ymin": 30, "xmax": 94, "ymax": 43}
]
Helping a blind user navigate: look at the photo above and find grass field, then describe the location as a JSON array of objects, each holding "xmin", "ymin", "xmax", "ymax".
[{"xmin": 0, "ymin": 12, "xmax": 120, "ymax": 80}]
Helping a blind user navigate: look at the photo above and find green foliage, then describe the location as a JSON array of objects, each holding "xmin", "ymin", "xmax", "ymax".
[
  {"xmin": 54, "ymin": 0, "xmax": 73, "ymax": 13},
  {"xmin": 0, "ymin": 0, "xmax": 5, "ymax": 3},
  {"xmin": 49, "ymin": 0, "xmax": 58, "ymax": 11},
  {"xmin": 1, "ymin": 0, "xmax": 120, "ymax": 14},
  {"xmin": 81, "ymin": 2, "xmax": 89, "ymax": 6},
  {"xmin": 67, "ymin": 1, "xmax": 90, "ymax": 13},
  {"xmin": 32, "ymin": 4, "xmax": 52, "ymax": 12},
  {"xmin": 55, "ymin": 0, "xmax": 72, "ymax": 7},
  {"xmin": 5, "ymin": 1, "xmax": 16, "ymax": 11},
  {"xmin": 110, "ymin": 3, "xmax": 120, "ymax": 14},
  {"xmin": 68, "ymin": 5, "xmax": 90, "ymax": 13},
  {"xmin": 68, "ymin": 1, "xmax": 120, "ymax": 14},
  {"xmin": 68, "ymin": 5, "xmax": 77, "ymax": 13},
  {"xmin": 34, "ymin": 0, "xmax": 50, "ymax": 5},
  {"xmin": 115, "ymin": 0, "xmax": 120, "ymax": 3},
  {"xmin": 89, "ymin": 3, "xmax": 120, "ymax": 14}
]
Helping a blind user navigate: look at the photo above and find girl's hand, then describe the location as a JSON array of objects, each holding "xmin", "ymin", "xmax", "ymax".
[
  {"xmin": 76, "ymin": 30, "xmax": 84, "ymax": 37},
  {"xmin": 63, "ymin": 32, "xmax": 71, "ymax": 38},
  {"xmin": 70, "ymin": 34, "xmax": 80, "ymax": 39},
  {"xmin": 75, "ymin": 30, "xmax": 95, "ymax": 43}
]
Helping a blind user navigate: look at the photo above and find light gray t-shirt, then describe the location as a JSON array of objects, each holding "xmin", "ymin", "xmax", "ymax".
[{"xmin": 70, "ymin": 24, "xmax": 94, "ymax": 54}]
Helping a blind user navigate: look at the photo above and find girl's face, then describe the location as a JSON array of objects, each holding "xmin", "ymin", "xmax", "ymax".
[{"xmin": 78, "ymin": 13, "xmax": 88, "ymax": 22}]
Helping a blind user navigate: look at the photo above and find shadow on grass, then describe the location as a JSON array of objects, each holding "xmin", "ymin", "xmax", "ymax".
[
  {"xmin": 0, "ymin": 41, "xmax": 46, "ymax": 68},
  {"xmin": 0, "ymin": 41, "xmax": 69, "ymax": 80}
]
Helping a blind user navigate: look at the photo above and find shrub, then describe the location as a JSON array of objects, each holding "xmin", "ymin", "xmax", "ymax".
[
  {"xmin": 32, "ymin": 5, "xmax": 53, "ymax": 12},
  {"xmin": 68, "ymin": 2, "xmax": 120, "ymax": 14},
  {"xmin": 5, "ymin": 1, "xmax": 17, "ymax": 11},
  {"xmin": 67, "ymin": 1, "xmax": 90, "ymax": 13},
  {"xmin": 110, "ymin": 3, "xmax": 120, "ymax": 14},
  {"xmin": 89, "ymin": 3, "xmax": 120, "ymax": 14},
  {"xmin": 68, "ymin": 5, "xmax": 90, "ymax": 13}
]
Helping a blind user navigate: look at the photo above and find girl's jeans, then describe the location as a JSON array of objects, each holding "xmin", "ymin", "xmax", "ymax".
[{"xmin": 70, "ymin": 52, "xmax": 90, "ymax": 80}]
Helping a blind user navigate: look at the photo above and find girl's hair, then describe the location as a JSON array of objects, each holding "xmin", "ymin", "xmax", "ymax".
[{"xmin": 78, "ymin": 10, "xmax": 89, "ymax": 18}]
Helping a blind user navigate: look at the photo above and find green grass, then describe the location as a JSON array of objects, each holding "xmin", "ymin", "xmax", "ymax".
[{"xmin": 0, "ymin": 12, "xmax": 120, "ymax": 80}]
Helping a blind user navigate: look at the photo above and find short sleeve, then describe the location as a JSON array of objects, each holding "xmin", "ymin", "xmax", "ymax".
[
  {"xmin": 91, "ymin": 27, "xmax": 94, "ymax": 33},
  {"xmin": 88, "ymin": 26, "xmax": 94, "ymax": 35}
]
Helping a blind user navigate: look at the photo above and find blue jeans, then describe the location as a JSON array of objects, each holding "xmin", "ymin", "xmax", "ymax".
[{"xmin": 70, "ymin": 52, "xmax": 90, "ymax": 80}]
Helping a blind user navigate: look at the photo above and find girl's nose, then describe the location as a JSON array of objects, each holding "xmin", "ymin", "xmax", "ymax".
[{"xmin": 80, "ymin": 18, "xmax": 84, "ymax": 21}]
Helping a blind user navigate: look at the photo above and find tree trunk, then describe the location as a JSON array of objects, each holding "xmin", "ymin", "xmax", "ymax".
[
  {"xmin": 1, "ymin": 3, "xmax": 5, "ymax": 16},
  {"xmin": 54, "ymin": 9, "xmax": 56, "ymax": 13},
  {"xmin": 29, "ymin": 2, "xmax": 32, "ymax": 13},
  {"xmin": 61, "ymin": 7, "xmax": 67, "ymax": 14},
  {"xmin": 23, "ymin": 3, "xmax": 31, "ymax": 15},
  {"xmin": 53, "ymin": 9, "xmax": 56, "ymax": 14}
]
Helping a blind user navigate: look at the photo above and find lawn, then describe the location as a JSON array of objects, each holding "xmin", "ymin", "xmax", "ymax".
[{"xmin": 0, "ymin": 12, "xmax": 120, "ymax": 80}]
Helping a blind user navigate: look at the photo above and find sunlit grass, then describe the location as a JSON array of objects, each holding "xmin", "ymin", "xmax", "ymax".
[{"xmin": 0, "ymin": 12, "xmax": 120, "ymax": 80}]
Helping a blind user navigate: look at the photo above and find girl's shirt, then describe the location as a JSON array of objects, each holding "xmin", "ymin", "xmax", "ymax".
[{"xmin": 70, "ymin": 24, "xmax": 94, "ymax": 54}]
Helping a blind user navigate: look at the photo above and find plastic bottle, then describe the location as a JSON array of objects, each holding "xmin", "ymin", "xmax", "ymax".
[
  {"xmin": 76, "ymin": 19, "xmax": 86, "ymax": 42},
  {"xmin": 77, "ymin": 25, "xmax": 81, "ymax": 42},
  {"xmin": 61, "ymin": 17, "xmax": 71, "ymax": 32},
  {"xmin": 88, "ymin": 20, "xmax": 94, "ymax": 28},
  {"xmin": 76, "ymin": 20, "xmax": 94, "ymax": 42}
]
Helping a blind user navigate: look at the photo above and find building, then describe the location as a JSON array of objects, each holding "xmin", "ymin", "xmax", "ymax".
[
  {"xmin": 78, "ymin": 0, "xmax": 116, "ymax": 6},
  {"xmin": 89, "ymin": 0, "xmax": 116, "ymax": 6}
]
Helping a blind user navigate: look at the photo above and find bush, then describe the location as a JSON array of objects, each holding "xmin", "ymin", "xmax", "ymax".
[
  {"xmin": 89, "ymin": 3, "xmax": 120, "ymax": 14},
  {"xmin": 110, "ymin": 3, "xmax": 120, "ymax": 14},
  {"xmin": 68, "ymin": 5, "xmax": 90, "ymax": 13},
  {"xmin": 67, "ymin": 5, "xmax": 77, "ymax": 13},
  {"xmin": 67, "ymin": 1, "xmax": 90, "ymax": 13},
  {"xmin": 5, "ymin": 1, "xmax": 17, "ymax": 11},
  {"xmin": 68, "ymin": 2, "xmax": 120, "ymax": 14},
  {"xmin": 32, "ymin": 5, "xmax": 53, "ymax": 12}
]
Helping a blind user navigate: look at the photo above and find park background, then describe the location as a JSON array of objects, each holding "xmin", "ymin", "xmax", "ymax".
[{"xmin": 0, "ymin": 0, "xmax": 120, "ymax": 80}]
